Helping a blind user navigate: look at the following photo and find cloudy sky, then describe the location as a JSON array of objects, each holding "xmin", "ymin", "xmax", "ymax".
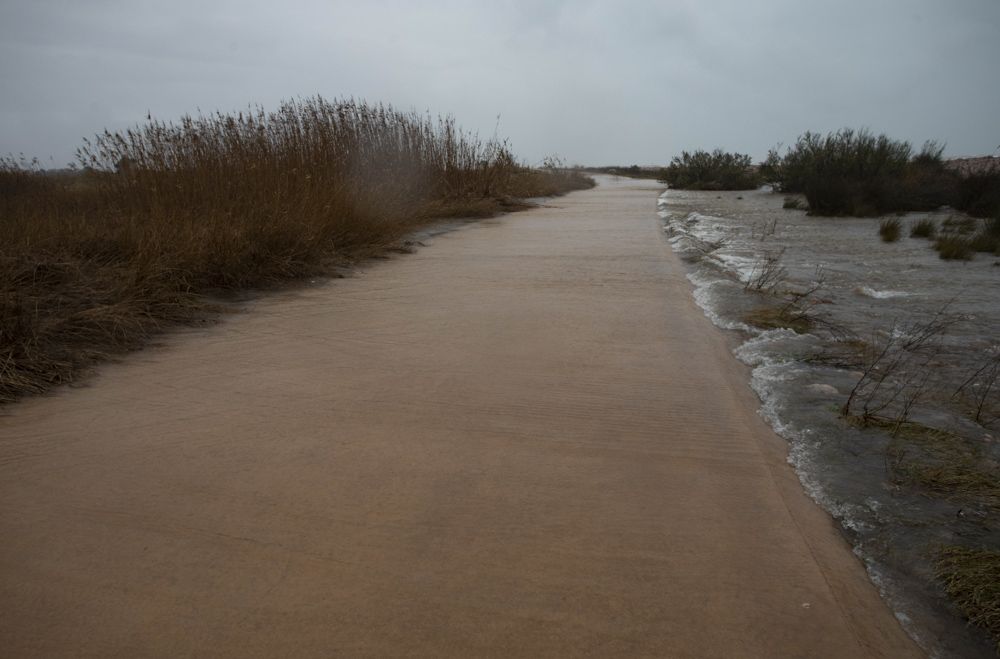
[{"xmin": 2, "ymin": 0, "xmax": 998, "ymax": 167}]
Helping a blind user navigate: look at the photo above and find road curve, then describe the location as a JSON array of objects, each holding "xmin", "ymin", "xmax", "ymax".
[{"xmin": 0, "ymin": 178, "xmax": 921, "ymax": 657}]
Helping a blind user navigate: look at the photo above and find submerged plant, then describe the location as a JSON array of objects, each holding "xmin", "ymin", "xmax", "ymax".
[
  {"xmin": 842, "ymin": 307, "xmax": 957, "ymax": 426},
  {"xmin": 968, "ymin": 217, "xmax": 1000, "ymax": 255},
  {"xmin": 743, "ymin": 249, "xmax": 787, "ymax": 292},
  {"xmin": 936, "ymin": 546, "xmax": 1000, "ymax": 652},
  {"xmin": 953, "ymin": 352, "xmax": 1000, "ymax": 426},
  {"xmin": 942, "ymin": 216, "xmax": 979, "ymax": 235},
  {"xmin": 934, "ymin": 235, "xmax": 975, "ymax": 260},
  {"xmin": 879, "ymin": 218, "xmax": 902, "ymax": 242},
  {"xmin": 910, "ymin": 218, "xmax": 937, "ymax": 239}
]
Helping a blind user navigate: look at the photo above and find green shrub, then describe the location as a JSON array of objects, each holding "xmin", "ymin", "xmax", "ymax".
[
  {"xmin": 765, "ymin": 129, "xmax": 999, "ymax": 218},
  {"xmin": 661, "ymin": 149, "xmax": 760, "ymax": 190},
  {"xmin": 955, "ymin": 168, "xmax": 1000, "ymax": 218},
  {"xmin": 763, "ymin": 131, "xmax": 983, "ymax": 217},
  {"xmin": 774, "ymin": 129, "xmax": 913, "ymax": 215}
]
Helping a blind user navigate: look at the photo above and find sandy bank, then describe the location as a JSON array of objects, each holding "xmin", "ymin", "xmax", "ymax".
[{"xmin": 0, "ymin": 177, "xmax": 920, "ymax": 657}]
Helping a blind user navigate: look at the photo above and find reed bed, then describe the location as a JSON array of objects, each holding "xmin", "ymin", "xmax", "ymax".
[{"xmin": 0, "ymin": 97, "xmax": 593, "ymax": 403}]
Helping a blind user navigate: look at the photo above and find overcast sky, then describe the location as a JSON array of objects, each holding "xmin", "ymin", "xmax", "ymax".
[{"xmin": 2, "ymin": 0, "xmax": 998, "ymax": 167}]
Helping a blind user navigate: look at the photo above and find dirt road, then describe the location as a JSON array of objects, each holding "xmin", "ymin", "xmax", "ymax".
[{"xmin": 0, "ymin": 178, "xmax": 921, "ymax": 657}]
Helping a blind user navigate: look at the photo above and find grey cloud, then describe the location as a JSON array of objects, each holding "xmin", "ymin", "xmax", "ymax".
[{"xmin": 1, "ymin": 0, "xmax": 997, "ymax": 167}]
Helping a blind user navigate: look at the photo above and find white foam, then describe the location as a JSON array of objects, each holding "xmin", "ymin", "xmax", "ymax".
[
  {"xmin": 714, "ymin": 252, "xmax": 760, "ymax": 282},
  {"xmin": 685, "ymin": 272, "xmax": 754, "ymax": 332},
  {"xmin": 857, "ymin": 286, "xmax": 912, "ymax": 299}
]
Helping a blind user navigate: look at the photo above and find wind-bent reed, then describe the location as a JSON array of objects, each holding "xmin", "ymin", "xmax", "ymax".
[{"xmin": 0, "ymin": 97, "xmax": 593, "ymax": 403}]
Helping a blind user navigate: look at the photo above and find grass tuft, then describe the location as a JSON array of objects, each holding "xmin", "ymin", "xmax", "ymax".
[
  {"xmin": 943, "ymin": 216, "xmax": 979, "ymax": 234},
  {"xmin": 910, "ymin": 218, "xmax": 937, "ymax": 239},
  {"xmin": 877, "ymin": 419, "xmax": 1000, "ymax": 509},
  {"xmin": 968, "ymin": 217, "xmax": 1000, "ymax": 255},
  {"xmin": 879, "ymin": 218, "xmax": 902, "ymax": 242},
  {"xmin": 934, "ymin": 235, "xmax": 976, "ymax": 260}
]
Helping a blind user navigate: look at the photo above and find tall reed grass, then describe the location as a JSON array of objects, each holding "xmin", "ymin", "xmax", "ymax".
[{"xmin": 0, "ymin": 97, "xmax": 593, "ymax": 402}]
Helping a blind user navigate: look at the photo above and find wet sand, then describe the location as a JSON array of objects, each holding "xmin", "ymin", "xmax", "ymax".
[{"xmin": 0, "ymin": 178, "xmax": 921, "ymax": 657}]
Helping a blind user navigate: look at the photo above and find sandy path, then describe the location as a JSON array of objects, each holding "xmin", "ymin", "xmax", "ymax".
[{"xmin": 0, "ymin": 178, "xmax": 920, "ymax": 657}]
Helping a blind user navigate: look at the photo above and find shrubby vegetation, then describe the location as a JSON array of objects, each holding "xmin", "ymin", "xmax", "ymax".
[
  {"xmin": 763, "ymin": 129, "xmax": 1000, "ymax": 218},
  {"xmin": 0, "ymin": 97, "xmax": 593, "ymax": 402},
  {"xmin": 582, "ymin": 165, "xmax": 667, "ymax": 180},
  {"xmin": 660, "ymin": 149, "xmax": 760, "ymax": 190}
]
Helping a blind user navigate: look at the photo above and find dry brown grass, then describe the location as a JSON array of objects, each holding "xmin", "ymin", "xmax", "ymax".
[{"xmin": 1, "ymin": 97, "xmax": 594, "ymax": 403}]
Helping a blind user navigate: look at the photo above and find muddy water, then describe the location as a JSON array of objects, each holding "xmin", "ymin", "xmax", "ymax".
[
  {"xmin": 0, "ymin": 178, "xmax": 922, "ymax": 658},
  {"xmin": 659, "ymin": 187, "xmax": 999, "ymax": 658}
]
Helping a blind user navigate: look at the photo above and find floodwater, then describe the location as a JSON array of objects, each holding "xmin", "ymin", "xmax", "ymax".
[
  {"xmin": 659, "ymin": 187, "xmax": 999, "ymax": 658},
  {"xmin": 0, "ymin": 179, "xmax": 921, "ymax": 657}
]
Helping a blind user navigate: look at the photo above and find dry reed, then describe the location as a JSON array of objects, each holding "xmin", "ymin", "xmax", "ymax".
[{"xmin": 1, "ymin": 97, "xmax": 593, "ymax": 402}]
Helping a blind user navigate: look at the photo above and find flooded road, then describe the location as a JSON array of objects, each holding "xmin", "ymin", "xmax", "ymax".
[
  {"xmin": 0, "ymin": 178, "xmax": 918, "ymax": 658},
  {"xmin": 661, "ymin": 186, "xmax": 999, "ymax": 658}
]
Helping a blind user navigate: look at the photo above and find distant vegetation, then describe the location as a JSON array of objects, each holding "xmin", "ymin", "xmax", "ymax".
[
  {"xmin": 660, "ymin": 149, "xmax": 760, "ymax": 190},
  {"xmin": 0, "ymin": 97, "xmax": 593, "ymax": 403},
  {"xmin": 581, "ymin": 165, "xmax": 666, "ymax": 180},
  {"xmin": 763, "ymin": 128, "xmax": 1000, "ymax": 218}
]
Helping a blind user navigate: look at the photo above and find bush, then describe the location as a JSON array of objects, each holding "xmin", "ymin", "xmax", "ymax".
[
  {"xmin": 879, "ymin": 218, "xmax": 902, "ymax": 242},
  {"xmin": 955, "ymin": 168, "xmax": 1000, "ymax": 218},
  {"xmin": 764, "ymin": 130, "xmax": 1000, "ymax": 217},
  {"xmin": 770, "ymin": 129, "xmax": 917, "ymax": 216},
  {"xmin": 660, "ymin": 149, "xmax": 760, "ymax": 190}
]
